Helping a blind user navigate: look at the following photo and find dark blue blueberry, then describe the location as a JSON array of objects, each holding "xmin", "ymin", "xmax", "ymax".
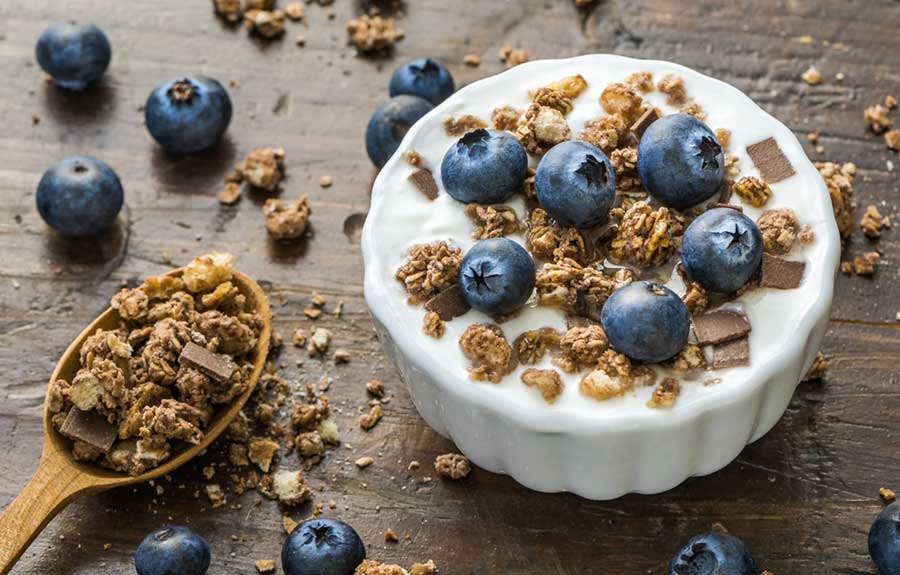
[
  {"xmin": 637, "ymin": 114, "xmax": 725, "ymax": 211},
  {"xmin": 441, "ymin": 128, "xmax": 528, "ymax": 204},
  {"xmin": 134, "ymin": 525, "xmax": 210, "ymax": 575},
  {"xmin": 869, "ymin": 501, "xmax": 900, "ymax": 575},
  {"xmin": 389, "ymin": 58, "xmax": 455, "ymax": 106},
  {"xmin": 282, "ymin": 518, "xmax": 366, "ymax": 575},
  {"xmin": 670, "ymin": 532, "xmax": 759, "ymax": 575},
  {"xmin": 534, "ymin": 140, "xmax": 615, "ymax": 228},
  {"xmin": 36, "ymin": 156, "xmax": 123, "ymax": 236},
  {"xmin": 459, "ymin": 238, "xmax": 535, "ymax": 316},
  {"xmin": 681, "ymin": 208, "xmax": 763, "ymax": 293},
  {"xmin": 600, "ymin": 281, "xmax": 690, "ymax": 363},
  {"xmin": 145, "ymin": 76, "xmax": 232, "ymax": 154},
  {"xmin": 36, "ymin": 22, "xmax": 111, "ymax": 91},
  {"xmin": 366, "ymin": 95, "xmax": 434, "ymax": 168}
]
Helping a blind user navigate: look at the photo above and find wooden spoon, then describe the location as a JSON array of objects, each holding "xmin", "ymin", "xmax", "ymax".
[{"xmin": 0, "ymin": 269, "xmax": 270, "ymax": 575}]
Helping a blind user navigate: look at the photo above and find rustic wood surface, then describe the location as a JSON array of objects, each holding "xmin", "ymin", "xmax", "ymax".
[{"xmin": 1, "ymin": 0, "xmax": 899, "ymax": 573}]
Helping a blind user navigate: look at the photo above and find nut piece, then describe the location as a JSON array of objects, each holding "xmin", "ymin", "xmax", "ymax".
[
  {"xmin": 434, "ymin": 453, "xmax": 471, "ymax": 479},
  {"xmin": 521, "ymin": 368, "xmax": 564, "ymax": 404},
  {"xmin": 853, "ymin": 252, "xmax": 879, "ymax": 275},
  {"xmin": 459, "ymin": 324, "xmax": 515, "ymax": 383},
  {"xmin": 422, "ymin": 311, "xmax": 445, "ymax": 339},
  {"xmin": 732, "ymin": 176, "xmax": 772, "ymax": 208},
  {"xmin": 757, "ymin": 209, "xmax": 798, "ymax": 255},
  {"xmin": 263, "ymin": 196, "xmax": 311, "ymax": 240}
]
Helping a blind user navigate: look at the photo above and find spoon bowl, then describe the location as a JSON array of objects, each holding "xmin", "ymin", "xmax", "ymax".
[{"xmin": 0, "ymin": 267, "xmax": 270, "ymax": 574}]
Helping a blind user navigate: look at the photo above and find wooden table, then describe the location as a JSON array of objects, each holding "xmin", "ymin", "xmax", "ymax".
[{"xmin": 1, "ymin": 1, "xmax": 898, "ymax": 573}]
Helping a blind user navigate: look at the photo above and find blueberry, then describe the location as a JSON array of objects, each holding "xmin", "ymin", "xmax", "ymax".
[
  {"xmin": 145, "ymin": 76, "xmax": 232, "ymax": 154},
  {"xmin": 441, "ymin": 128, "xmax": 528, "ymax": 204},
  {"xmin": 282, "ymin": 518, "xmax": 366, "ymax": 575},
  {"xmin": 459, "ymin": 238, "xmax": 535, "ymax": 316},
  {"xmin": 681, "ymin": 208, "xmax": 763, "ymax": 293},
  {"xmin": 134, "ymin": 525, "xmax": 210, "ymax": 575},
  {"xmin": 637, "ymin": 114, "xmax": 725, "ymax": 210},
  {"xmin": 600, "ymin": 281, "xmax": 690, "ymax": 363},
  {"xmin": 670, "ymin": 532, "xmax": 759, "ymax": 575},
  {"xmin": 36, "ymin": 156, "xmax": 124, "ymax": 236},
  {"xmin": 36, "ymin": 22, "xmax": 111, "ymax": 91},
  {"xmin": 534, "ymin": 140, "xmax": 615, "ymax": 228},
  {"xmin": 366, "ymin": 95, "xmax": 434, "ymax": 169},
  {"xmin": 389, "ymin": 58, "xmax": 455, "ymax": 106},
  {"xmin": 870, "ymin": 501, "xmax": 900, "ymax": 575}
]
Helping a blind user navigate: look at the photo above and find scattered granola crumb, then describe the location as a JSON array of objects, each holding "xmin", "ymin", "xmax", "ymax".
[
  {"xmin": 498, "ymin": 44, "xmax": 529, "ymax": 68},
  {"xmin": 801, "ymin": 66, "xmax": 822, "ymax": 86},
  {"xmin": 463, "ymin": 54, "xmax": 481, "ymax": 67},
  {"xmin": 395, "ymin": 241, "xmax": 463, "ymax": 304},
  {"xmin": 732, "ymin": 176, "xmax": 772, "ymax": 208},
  {"xmin": 218, "ymin": 182, "xmax": 242, "ymax": 205},
  {"xmin": 885, "ymin": 130, "xmax": 900, "ymax": 151},
  {"xmin": 860, "ymin": 204, "xmax": 890, "ymax": 238},
  {"xmin": 271, "ymin": 469, "xmax": 312, "ymax": 506},
  {"xmin": 355, "ymin": 560, "xmax": 408, "ymax": 575},
  {"xmin": 319, "ymin": 175, "xmax": 333, "ymax": 188},
  {"xmin": 459, "ymin": 323, "xmax": 515, "ymax": 383},
  {"xmin": 244, "ymin": 9, "xmax": 286, "ymax": 39},
  {"xmin": 205, "ymin": 484, "xmax": 226, "ymax": 508},
  {"xmin": 255, "ymin": 559, "xmax": 277, "ymax": 574},
  {"xmin": 295, "ymin": 35, "xmax": 306, "ymax": 47},
  {"xmin": 880, "ymin": 487, "xmax": 897, "ymax": 503},
  {"xmin": 464, "ymin": 204, "xmax": 520, "ymax": 239},
  {"xmin": 816, "ymin": 162, "xmax": 857, "ymax": 240},
  {"xmin": 802, "ymin": 351, "xmax": 829, "ymax": 381},
  {"xmin": 242, "ymin": 148, "xmax": 285, "ymax": 191},
  {"xmin": 212, "ymin": 0, "xmax": 243, "ymax": 23},
  {"xmin": 307, "ymin": 327, "xmax": 331, "ymax": 357},
  {"xmin": 355, "ymin": 456, "xmax": 374, "ymax": 469},
  {"xmin": 521, "ymin": 368, "xmax": 564, "ymax": 404},
  {"xmin": 384, "ymin": 528, "xmax": 399, "ymax": 543},
  {"xmin": 404, "ymin": 150, "xmax": 422, "ymax": 167},
  {"xmin": 291, "ymin": 328, "xmax": 307, "ymax": 348},
  {"xmin": 346, "ymin": 15, "xmax": 403, "ymax": 52},
  {"xmin": 853, "ymin": 252, "xmax": 880, "ymax": 275},
  {"xmin": 647, "ymin": 378, "xmax": 681, "ymax": 409},
  {"xmin": 410, "ymin": 561, "xmax": 437, "ymax": 575},
  {"xmin": 799, "ymin": 224, "xmax": 815, "ymax": 244},
  {"xmin": 284, "ymin": 2, "xmax": 304, "ymax": 20},
  {"xmin": 757, "ymin": 209, "xmax": 798, "ymax": 255},
  {"xmin": 669, "ymin": 344, "xmax": 707, "ymax": 372},
  {"xmin": 657, "ymin": 73, "xmax": 687, "ymax": 105},
  {"xmin": 807, "ymin": 131, "xmax": 819, "ymax": 145},
  {"xmin": 715, "ymin": 128, "xmax": 732, "ymax": 150},
  {"xmin": 248, "ymin": 437, "xmax": 279, "ymax": 472},
  {"xmin": 865, "ymin": 104, "xmax": 893, "ymax": 134},
  {"xmin": 263, "ymin": 196, "xmax": 311, "ymax": 240},
  {"xmin": 366, "ymin": 379, "xmax": 385, "ymax": 397},
  {"xmin": 887, "ymin": 95, "xmax": 898, "ymax": 110},
  {"xmin": 283, "ymin": 515, "xmax": 299, "ymax": 534},
  {"xmin": 422, "ymin": 310, "xmax": 445, "ymax": 339},
  {"xmin": 434, "ymin": 453, "xmax": 471, "ymax": 479},
  {"xmin": 333, "ymin": 348, "xmax": 352, "ymax": 364},
  {"xmin": 443, "ymin": 114, "xmax": 488, "ymax": 137},
  {"xmin": 360, "ymin": 404, "xmax": 383, "ymax": 431}
]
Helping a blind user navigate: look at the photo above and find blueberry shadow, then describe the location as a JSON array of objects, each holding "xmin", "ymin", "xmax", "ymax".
[
  {"xmin": 41, "ymin": 209, "xmax": 130, "ymax": 277},
  {"xmin": 356, "ymin": 0, "xmax": 407, "ymax": 17},
  {"xmin": 266, "ymin": 225, "xmax": 313, "ymax": 264},
  {"xmin": 149, "ymin": 136, "xmax": 238, "ymax": 196},
  {"xmin": 40, "ymin": 76, "xmax": 118, "ymax": 125}
]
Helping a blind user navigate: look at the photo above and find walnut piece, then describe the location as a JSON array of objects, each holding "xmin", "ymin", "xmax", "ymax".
[
  {"xmin": 757, "ymin": 209, "xmax": 798, "ymax": 255},
  {"xmin": 422, "ymin": 311, "xmax": 445, "ymax": 338},
  {"xmin": 853, "ymin": 252, "xmax": 879, "ymax": 275},
  {"xmin": 459, "ymin": 324, "xmax": 515, "ymax": 383},
  {"xmin": 241, "ymin": 148, "xmax": 285, "ymax": 191}
]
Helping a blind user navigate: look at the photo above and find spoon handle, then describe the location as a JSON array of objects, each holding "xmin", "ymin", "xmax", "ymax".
[{"xmin": 0, "ymin": 446, "xmax": 97, "ymax": 575}]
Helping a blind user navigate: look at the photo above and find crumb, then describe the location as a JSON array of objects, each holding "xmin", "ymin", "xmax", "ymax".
[
  {"xmin": 679, "ymin": 100, "xmax": 707, "ymax": 121},
  {"xmin": 647, "ymin": 378, "xmax": 681, "ymax": 408},
  {"xmin": 880, "ymin": 487, "xmax": 897, "ymax": 503},
  {"xmin": 757, "ymin": 209, "xmax": 798, "ymax": 255},
  {"xmin": 801, "ymin": 66, "xmax": 822, "ymax": 85},
  {"xmin": 283, "ymin": 515, "xmax": 299, "ymax": 534},
  {"xmin": 865, "ymin": 104, "xmax": 893, "ymax": 134},
  {"xmin": 212, "ymin": 0, "xmax": 243, "ymax": 23},
  {"xmin": 405, "ymin": 150, "xmax": 422, "ymax": 167},
  {"xmin": 242, "ymin": 148, "xmax": 285, "ymax": 191},
  {"xmin": 609, "ymin": 201, "xmax": 682, "ymax": 267},
  {"xmin": 807, "ymin": 131, "xmax": 819, "ymax": 145},
  {"xmin": 345, "ymin": 15, "xmax": 403, "ymax": 52},
  {"xmin": 333, "ymin": 349, "xmax": 352, "ymax": 363},
  {"xmin": 498, "ymin": 44, "xmax": 529, "ymax": 68},
  {"xmin": 255, "ymin": 559, "xmax": 277, "ymax": 574},
  {"xmin": 422, "ymin": 311, "xmax": 445, "ymax": 339},
  {"xmin": 682, "ymin": 282, "xmax": 709, "ymax": 315},
  {"xmin": 284, "ymin": 2, "xmax": 304, "ymax": 20},
  {"xmin": 463, "ymin": 54, "xmax": 481, "ymax": 67},
  {"xmin": 464, "ymin": 204, "xmax": 520, "ymax": 239},
  {"xmin": 732, "ymin": 176, "xmax": 772, "ymax": 208},
  {"xmin": 668, "ymin": 344, "xmax": 707, "ymax": 372},
  {"xmin": 861, "ymin": 204, "xmax": 890, "ymax": 238},
  {"xmin": 840, "ymin": 261, "xmax": 853, "ymax": 275},
  {"xmin": 271, "ymin": 469, "xmax": 312, "ymax": 506},
  {"xmin": 248, "ymin": 437, "xmax": 279, "ymax": 472},
  {"xmin": 244, "ymin": 9, "xmax": 286, "ymax": 39},
  {"xmin": 657, "ymin": 73, "xmax": 686, "ymax": 105},
  {"xmin": 360, "ymin": 404, "xmax": 383, "ymax": 431},
  {"xmin": 366, "ymin": 379, "xmax": 385, "ymax": 397},
  {"xmin": 443, "ymin": 114, "xmax": 487, "ymax": 137},
  {"xmin": 295, "ymin": 35, "xmax": 306, "ymax": 46},
  {"xmin": 885, "ymin": 130, "xmax": 900, "ymax": 151},
  {"xmin": 434, "ymin": 453, "xmax": 471, "ymax": 479},
  {"xmin": 319, "ymin": 175, "xmax": 333, "ymax": 188},
  {"xmin": 491, "ymin": 105, "xmax": 522, "ymax": 132},
  {"xmin": 410, "ymin": 561, "xmax": 437, "ymax": 575},
  {"xmin": 459, "ymin": 324, "xmax": 515, "ymax": 383},
  {"xmin": 626, "ymin": 71, "xmax": 654, "ymax": 93},
  {"xmin": 802, "ymin": 351, "xmax": 828, "ymax": 381},
  {"xmin": 395, "ymin": 241, "xmax": 462, "ymax": 304},
  {"xmin": 521, "ymin": 368, "xmax": 564, "ymax": 404},
  {"xmin": 218, "ymin": 182, "xmax": 242, "ymax": 205},
  {"xmin": 307, "ymin": 327, "xmax": 331, "ymax": 357},
  {"xmin": 799, "ymin": 224, "xmax": 815, "ymax": 244},
  {"xmin": 263, "ymin": 196, "xmax": 311, "ymax": 240},
  {"xmin": 715, "ymin": 128, "xmax": 732, "ymax": 150},
  {"xmin": 355, "ymin": 456, "xmax": 375, "ymax": 468},
  {"xmin": 384, "ymin": 528, "xmax": 399, "ymax": 543},
  {"xmin": 205, "ymin": 484, "xmax": 226, "ymax": 508},
  {"xmin": 886, "ymin": 95, "xmax": 898, "ymax": 109},
  {"xmin": 291, "ymin": 328, "xmax": 307, "ymax": 347},
  {"xmin": 853, "ymin": 252, "xmax": 879, "ymax": 275},
  {"xmin": 355, "ymin": 560, "xmax": 408, "ymax": 575}
]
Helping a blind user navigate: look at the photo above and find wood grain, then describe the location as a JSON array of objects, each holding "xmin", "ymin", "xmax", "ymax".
[{"xmin": 1, "ymin": 0, "xmax": 899, "ymax": 573}]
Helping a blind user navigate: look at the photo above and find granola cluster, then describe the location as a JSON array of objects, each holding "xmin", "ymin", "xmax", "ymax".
[
  {"xmin": 458, "ymin": 324, "xmax": 516, "ymax": 383},
  {"xmin": 464, "ymin": 204, "xmax": 520, "ymax": 239},
  {"xmin": 345, "ymin": 15, "xmax": 404, "ymax": 52},
  {"xmin": 757, "ymin": 209, "xmax": 798, "ymax": 255},
  {"xmin": 535, "ymin": 258, "xmax": 634, "ymax": 319},
  {"xmin": 395, "ymin": 241, "xmax": 463, "ymax": 304},
  {"xmin": 732, "ymin": 176, "xmax": 772, "ymax": 208},
  {"xmin": 816, "ymin": 161, "xmax": 857, "ymax": 239},
  {"xmin": 49, "ymin": 253, "xmax": 262, "ymax": 475},
  {"xmin": 263, "ymin": 196, "xmax": 312, "ymax": 240},
  {"xmin": 609, "ymin": 202, "xmax": 683, "ymax": 267},
  {"xmin": 525, "ymin": 208, "xmax": 589, "ymax": 263}
]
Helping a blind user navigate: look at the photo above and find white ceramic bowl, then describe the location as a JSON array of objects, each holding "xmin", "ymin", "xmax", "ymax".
[{"xmin": 362, "ymin": 54, "xmax": 839, "ymax": 499}]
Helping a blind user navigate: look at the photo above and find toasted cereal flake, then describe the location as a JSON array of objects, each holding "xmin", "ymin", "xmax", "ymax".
[
  {"xmin": 434, "ymin": 453, "xmax": 471, "ymax": 479},
  {"xmin": 513, "ymin": 327, "xmax": 561, "ymax": 365},
  {"xmin": 248, "ymin": 437, "xmax": 279, "ymax": 472},
  {"xmin": 182, "ymin": 252, "xmax": 235, "ymax": 293}
]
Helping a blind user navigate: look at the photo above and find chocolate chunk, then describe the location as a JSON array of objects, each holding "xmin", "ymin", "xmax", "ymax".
[
  {"xmin": 408, "ymin": 168, "xmax": 439, "ymax": 200},
  {"xmin": 59, "ymin": 408, "xmax": 117, "ymax": 453},
  {"xmin": 630, "ymin": 108, "xmax": 660, "ymax": 138},
  {"xmin": 424, "ymin": 286, "xmax": 471, "ymax": 321},
  {"xmin": 179, "ymin": 341, "xmax": 237, "ymax": 383},
  {"xmin": 712, "ymin": 337, "xmax": 750, "ymax": 369},
  {"xmin": 746, "ymin": 137, "xmax": 795, "ymax": 183},
  {"xmin": 693, "ymin": 310, "xmax": 752, "ymax": 346},
  {"xmin": 718, "ymin": 179, "xmax": 734, "ymax": 203},
  {"xmin": 760, "ymin": 253, "xmax": 806, "ymax": 289}
]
